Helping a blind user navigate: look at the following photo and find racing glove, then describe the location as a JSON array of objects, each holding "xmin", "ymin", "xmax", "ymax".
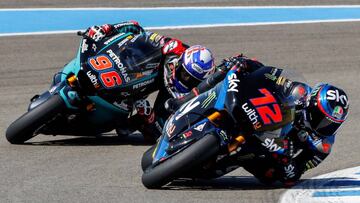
[
  {"xmin": 164, "ymin": 87, "xmax": 201, "ymax": 113},
  {"xmin": 85, "ymin": 24, "xmax": 113, "ymax": 42},
  {"xmin": 219, "ymin": 54, "xmax": 264, "ymax": 74},
  {"xmin": 164, "ymin": 98, "xmax": 179, "ymax": 113}
]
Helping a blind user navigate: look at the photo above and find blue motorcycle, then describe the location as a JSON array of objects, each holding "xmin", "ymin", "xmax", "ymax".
[
  {"xmin": 6, "ymin": 32, "xmax": 162, "ymax": 144},
  {"xmin": 141, "ymin": 66, "xmax": 300, "ymax": 188}
]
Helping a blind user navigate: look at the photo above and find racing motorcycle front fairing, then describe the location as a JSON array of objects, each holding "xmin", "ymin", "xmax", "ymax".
[
  {"xmin": 151, "ymin": 84, "xmax": 233, "ymax": 166},
  {"xmin": 150, "ymin": 68, "xmax": 246, "ymax": 167}
]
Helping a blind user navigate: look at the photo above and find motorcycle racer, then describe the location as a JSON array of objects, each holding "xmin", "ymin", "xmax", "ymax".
[
  {"xmin": 84, "ymin": 21, "xmax": 215, "ymax": 142},
  {"xmin": 165, "ymin": 55, "xmax": 349, "ymax": 186}
]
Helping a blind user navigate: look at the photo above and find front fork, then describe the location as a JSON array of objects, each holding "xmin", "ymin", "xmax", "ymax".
[
  {"xmin": 207, "ymin": 111, "xmax": 246, "ymax": 154},
  {"xmin": 59, "ymin": 75, "xmax": 95, "ymax": 111}
]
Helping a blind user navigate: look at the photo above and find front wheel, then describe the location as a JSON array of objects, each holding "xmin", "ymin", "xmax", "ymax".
[
  {"xmin": 6, "ymin": 94, "xmax": 65, "ymax": 144},
  {"xmin": 141, "ymin": 145, "xmax": 156, "ymax": 172},
  {"xmin": 142, "ymin": 133, "xmax": 220, "ymax": 189}
]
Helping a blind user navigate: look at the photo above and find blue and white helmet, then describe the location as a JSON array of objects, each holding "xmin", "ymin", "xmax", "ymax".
[{"xmin": 172, "ymin": 45, "xmax": 215, "ymax": 93}]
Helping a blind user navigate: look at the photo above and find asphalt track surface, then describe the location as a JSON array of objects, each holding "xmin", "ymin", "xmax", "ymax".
[{"xmin": 1, "ymin": 2, "xmax": 360, "ymax": 203}]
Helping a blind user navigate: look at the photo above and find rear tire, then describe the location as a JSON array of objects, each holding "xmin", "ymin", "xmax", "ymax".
[
  {"xmin": 142, "ymin": 133, "xmax": 220, "ymax": 189},
  {"xmin": 6, "ymin": 95, "xmax": 65, "ymax": 144}
]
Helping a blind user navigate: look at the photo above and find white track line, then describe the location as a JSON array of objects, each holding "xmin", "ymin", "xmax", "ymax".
[
  {"xmin": 279, "ymin": 166, "xmax": 360, "ymax": 203},
  {"xmin": 1, "ymin": 19, "xmax": 360, "ymax": 37},
  {"xmin": 1, "ymin": 5, "xmax": 360, "ymax": 11}
]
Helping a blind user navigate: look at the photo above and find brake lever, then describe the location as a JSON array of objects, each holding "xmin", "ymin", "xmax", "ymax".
[
  {"xmin": 77, "ymin": 31, "xmax": 85, "ymax": 36},
  {"xmin": 77, "ymin": 31, "xmax": 93, "ymax": 40}
]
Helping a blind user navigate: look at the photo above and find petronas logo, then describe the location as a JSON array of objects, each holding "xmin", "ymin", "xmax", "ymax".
[{"xmin": 201, "ymin": 91, "xmax": 217, "ymax": 108}]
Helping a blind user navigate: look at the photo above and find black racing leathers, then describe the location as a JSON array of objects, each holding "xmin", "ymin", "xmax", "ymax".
[
  {"xmin": 169, "ymin": 56, "xmax": 265, "ymax": 108},
  {"xmin": 169, "ymin": 56, "xmax": 334, "ymax": 185},
  {"xmin": 102, "ymin": 21, "xmax": 189, "ymax": 142}
]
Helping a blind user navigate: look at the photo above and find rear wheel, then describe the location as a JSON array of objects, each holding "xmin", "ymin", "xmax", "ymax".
[
  {"xmin": 6, "ymin": 95, "xmax": 65, "ymax": 144},
  {"xmin": 142, "ymin": 133, "xmax": 220, "ymax": 189}
]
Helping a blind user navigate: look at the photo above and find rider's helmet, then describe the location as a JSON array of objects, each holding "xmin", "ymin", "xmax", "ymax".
[
  {"xmin": 305, "ymin": 83, "xmax": 349, "ymax": 136},
  {"xmin": 171, "ymin": 45, "xmax": 215, "ymax": 93}
]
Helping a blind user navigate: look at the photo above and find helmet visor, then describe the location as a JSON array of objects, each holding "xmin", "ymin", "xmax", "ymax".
[
  {"xmin": 308, "ymin": 105, "xmax": 342, "ymax": 136},
  {"xmin": 175, "ymin": 60, "xmax": 202, "ymax": 89}
]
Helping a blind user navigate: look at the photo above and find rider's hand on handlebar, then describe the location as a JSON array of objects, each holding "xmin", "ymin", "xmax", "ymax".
[
  {"xmin": 164, "ymin": 98, "xmax": 179, "ymax": 113},
  {"xmin": 221, "ymin": 54, "xmax": 247, "ymax": 71},
  {"xmin": 85, "ymin": 24, "xmax": 113, "ymax": 42}
]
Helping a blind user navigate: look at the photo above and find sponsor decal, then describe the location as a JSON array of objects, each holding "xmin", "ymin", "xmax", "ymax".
[
  {"xmin": 114, "ymin": 22, "xmax": 136, "ymax": 29},
  {"xmin": 162, "ymin": 40, "xmax": 178, "ymax": 54},
  {"xmin": 130, "ymin": 34, "xmax": 140, "ymax": 42},
  {"xmin": 276, "ymin": 76, "xmax": 286, "ymax": 86},
  {"xmin": 284, "ymin": 164, "xmax": 296, "ymax": 178},
  {"xmin": 87, "ymin": 55, "xmax": 123, "ymax": 88},
  {"xmin": 264, "ymin": 73, "xmax": 277, "ymax": 81},
  {"xmin": 262, "ymin": 138, "xmax": 282, "ymax": 152},
  {"xmin": 149, "ymin": 33, "xmax": 163, "ymax": 44},
  {"xmin": 117, "ymin": 35, "xmax": 133, "ymax": 48},
  {"xmin": 271, "ymin": 68, "xmax": 279, "ymax": 76},
  {"xmin": 242, "ymin": 103, "xmax": 262, "ymax": 129},
  {"xmin": 284, "ymin": 79, "xmax": 292, "ymax": 90},
  {"xmin": 86, "ymin": 70, "xmax": 100, "ymax": 89},
  {"xmin": 103, "ymin": 33, "xmax": 125, "ymax": 45},
  {"xmin": 135, "ymin": 69, "xmax": 155, "ymax": 79},
  {"xmin": 175, "ymin": 98, "xmax": 200, "ymax": 121},
  {"xmin": 92, "ymin": 43, "xmax": 97, "ymax": 52},
  {"xmin": 194, "ymin": 122, "xmax": 206, "ymax": 132},
  {"xmin": 192, "ymin": 64, "xmax": 204, "ymax": 74},
  {"xmin": 166, "ymin": 123, "xmax": 176, "ymax": 136},
  {"xmin": 154, "ymin": 34, "xmax": 163, "ymax": 43},
  {"xmin": 149, "ymin": 33, "xmax": 157, "ymax": 41},
  {"xmin": 106, "ymin": 49, "xmax": 130, "ymax": 82},
  {"xmin": 182, "ymin": 130, "xmax": 193, "ymax": 138},
  {"xmin": 145, "ymin": 63, "xmax": 160, "ymax": 70},
  {"xmin": 219, "ymin": 130, "xmax": 229, "ymax": 141},
  {"xmin": 326, "ymin": 89, "xmax": 348, "ymax": 107},
  {"xmin": 227, "ymin": 73, "xmax": 240, "ymax": 92},
  {"xmin": 249, "ymin": 88, "xmax": 283, "ymax": 125},
  {"xmin": 113, "ymin": 100, "xmax": 131, "ymax": 111},
  {"xmin": 120, "ymin": 92, "xmax": 130, "ymax": 97},
  {"xmin": 311, "ymin": 85, "xmax": 322, "ymax": 96},
  {"xmin": 201, "ymin": 91, "xmax": 216, "ymax": 108},
  {"xmin": 81, "ymin": 39, "xmax": 88, "ymax": 53},
  {"xmin": 332, "ymin": 106, "xmax": 344, "ymax": 119},
  {"xmin": 132, "ymin": 78, "xmax": 155, "ymax": 89}
]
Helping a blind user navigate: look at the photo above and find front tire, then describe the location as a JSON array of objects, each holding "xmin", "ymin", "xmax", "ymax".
[
  {"xmin": 6, "ymin": 94, "xmax": 65, "ymax": 144},
  {"xmin": 142, "ymin": 133, "xmax": 220, "ymax": 189},
  {"xmin": 141, "ymin": 145, "xmax": 156, "ymax": 172}
]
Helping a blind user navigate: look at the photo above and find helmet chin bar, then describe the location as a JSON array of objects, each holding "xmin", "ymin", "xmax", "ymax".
[{"xmin": 171, "ymin": 77, "xmax": 190, "ymax": 93}]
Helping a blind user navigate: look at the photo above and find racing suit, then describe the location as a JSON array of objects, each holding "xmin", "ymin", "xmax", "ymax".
[
  {"xmin": 241, "ymin": 83, "xmax": 335, "ymax": 186},
  {"xmin": 85, "ymin": 21, "xmax": 189, "ymax": 142},
  {"xmin": 166, "ymin": 56, "xmax": 334, "ymax": 186}
]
